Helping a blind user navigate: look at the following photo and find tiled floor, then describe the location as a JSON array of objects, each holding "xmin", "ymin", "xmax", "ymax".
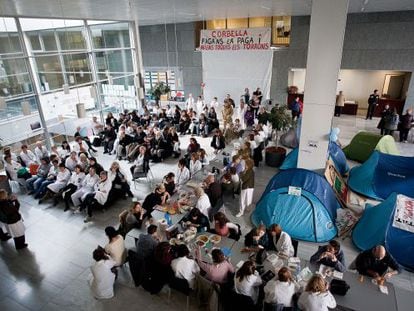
[{"xmin": 1, "ymin": 115, "xmax": 413, "ymax": 311}]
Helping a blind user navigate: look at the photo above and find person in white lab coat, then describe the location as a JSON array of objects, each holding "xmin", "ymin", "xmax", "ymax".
[
  {"xmin": 234, "ymin": 260, "xmax": 263, "ymax": 304},
  {"xmin": 194, "ymin": 187, "xmax": 211, "ymax": 218},
  {"xmin": 71, "ymin": 167, "xmax": 99, "ymax": 207},
  {"xmin": 175, "ymin": 158, "xmax": 190, "ymax": 186},
  {"xmin": 264, "ymin": 267, "xmax": 299, "ymax": 308},
  {"xmin": 196, "ymin": 95, "xmax": 205, "ymax": 115},
  {"xmin": 267, "ymin": 224, "xmax": 294, "ymax": 257},
  {"xmin": 19, "ymin": 144, "xmax": 38, "ymax": 166},
  {"xmin": 34, "ymin": 141, "xmax": 49, "ymax": 162},
  {"xmin": 186, "ymin": 93, "xmax": 195, "ymax": 111},
  {"xmin": 79, "ymin": 170, "xmax": 112, "ymax": 222},
  {"xmin": 298, "ymin": 275, "xmax": 336, "ymax": 311},
  {"xmin": 39, "ymin": 163, "xmax": 70, "ymax": 204},
  {"xmin": 89, "ymin": 247, "xmax": 116, "ymax": 299}
]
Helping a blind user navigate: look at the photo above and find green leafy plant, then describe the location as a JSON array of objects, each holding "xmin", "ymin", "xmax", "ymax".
[
  {"xmin": 268, "ymin": 105, "xmax": 292, "ymax": 147},
  {"xmin": 148, "ymin": 82, "xmax": 171, "ymax": 103}
]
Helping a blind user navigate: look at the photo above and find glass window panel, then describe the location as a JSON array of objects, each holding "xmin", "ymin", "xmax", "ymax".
[
  {"xmin": 35, "ymin": 55, "xmax": 64, "ymax": 91},
  {"xmin": 0, "ymin": 58, "xmax": 33, "ymax": 97},
  {"xmin": 90, "ymin": 22, "xmax": 131, "ymax": 49},
  {"xmin": 227, "ymin": 18, "xmax": 248, "ymax": 29},
  {"xmin": 28, "ymin": 34, "xmax": 42, "ymax": 50},
  {"xmin": 95, "ymin": 50, "xmax": 133, "ymax": 76},
  {"xmin": 58, "ymin": 28, "xmax": 86, "ymax": 50},
  {"xmin": 206, "ymin": 19, "xmax": 226, "ymax": 30},
  {"xmin": 0, "ymin": 33, "xmax": 22, "ymax": 54},
  {"xmin": 41, "ymin": 31, "xmax": 58, "ymax": 51},
  {"xmin": 0, "ymin": 96, "xmax": 37, "ymax": 120},
  {"xmin": 249, "ymin": 17, "xmax": 272, "ymax": 28},
  {"xmin": 63, "ymin": 53, "xmax": 92, "ymax": 85}
]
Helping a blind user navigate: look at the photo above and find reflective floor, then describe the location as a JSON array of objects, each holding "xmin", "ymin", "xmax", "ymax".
[{"xmin": 1, "ymin": 115, "xmax": 413, "ymax": 311}]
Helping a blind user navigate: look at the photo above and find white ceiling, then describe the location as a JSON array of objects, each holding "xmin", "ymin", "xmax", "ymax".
[{"xmin": 0, "ymin": 0, "xmax": 413, "ymax": 25}]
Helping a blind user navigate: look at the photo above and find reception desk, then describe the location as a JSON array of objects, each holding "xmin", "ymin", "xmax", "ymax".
[
  {"xmin": 373, "ymin": 98, "xmax": 405, "ymax": 117},
  {"xmin": 342, "ymin": 100, "xmax": 358, "ymax": 115}
]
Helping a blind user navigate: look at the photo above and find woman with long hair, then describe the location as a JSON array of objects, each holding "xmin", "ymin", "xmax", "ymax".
[
  {"xmin": 234, "ymin": 260, "xmax": 262, "ymax": 304},
  {"xmin": 213, "ymin": 212, "xmax": 239, "ymax": 237},
  {"xmin": 195, "ymin": 248, "xmax": 234, "ymax": 284},
  {"xmin": 264, "ymin": 267, "xmax": 299, "ymax": 309},
  {"xmin": 298, "ymin": 275, "xmax": 336, "ymax": 311}
]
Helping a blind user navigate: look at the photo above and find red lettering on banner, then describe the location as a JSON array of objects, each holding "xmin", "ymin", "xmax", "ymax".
[{"xmin": 404, "ymin": 200, "xmax": 414, "ymax": 219}]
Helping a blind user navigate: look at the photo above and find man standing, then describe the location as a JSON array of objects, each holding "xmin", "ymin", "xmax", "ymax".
[
  {"xmin": 334, "ymin": 91, "xmax": 345, "ymax": 117},
  {"xmin": 366, "ymin": 89, "xmax": 380, "ymax": 120}
]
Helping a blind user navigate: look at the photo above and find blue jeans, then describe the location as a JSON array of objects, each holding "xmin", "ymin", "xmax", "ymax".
[
  {"xmin": 27, "ymin": 176, "xmax": 45, "ymax": 192},
  {"xmin": 34, "ymin": 180, "xmax": 54, "ymax": 198}
]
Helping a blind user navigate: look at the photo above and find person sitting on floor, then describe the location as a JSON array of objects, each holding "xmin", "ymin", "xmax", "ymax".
[
  {"xmin": 89, "ymin": 246, "xmax": 117, "ymax": 300},
  {"xmin": 210, "ymin": 129, "xmax": 225, "ymax": 154},
  {"xmin": 310, "ymin": 240, "xmax": 345, "ymax": 272},
  {"xmin": 264, "ymin": 267, "xmax": 299, "ymax": 310},
  {"xmin": 171, "ymin": 244, "xmax": 200, "ymax": 289},
  {"xmin": 189, "ymin": 152, "xmax": 202, "ymax": 178},
  {"xmin": 267, "ymin": 224, "xmax": 294, "ymax": 257},
  {"xmin": 355, "ymin": 245, "xmax": 400, "ymax": 281},
  {"xmin": 195, "ymin": 247, "xmax": 234, "ymax": 284},
  {"xmin": 163, "ymin": 172, "xmax": 176, "ymax": 196},
  {"xmin": 180, "ymin": 207, "xmax": 210, "ymax": 233},
  {"xmin": 104, "ymin": 226, "xmax": 127, "ymax": 267},
  {"xmin": 194, "ymin": 187, "xmax": 211, "ymax": 218},
  {"xmin": 298, "ymin": 275, "xmax": 336, "ymax": 311},
  {"xmin": 130, "ymin": 146, "xmax": 149, "ymax": 179}
]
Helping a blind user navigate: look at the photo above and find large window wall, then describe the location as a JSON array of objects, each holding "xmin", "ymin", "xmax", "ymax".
[{"xmin": 0, "ymin": 17, "xmax": 138, "ymax": 147}]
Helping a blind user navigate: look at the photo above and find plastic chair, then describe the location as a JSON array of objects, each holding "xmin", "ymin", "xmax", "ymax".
[{"xmin": 168, "ymin": 277, "xmax": 191, "ymax": 311}]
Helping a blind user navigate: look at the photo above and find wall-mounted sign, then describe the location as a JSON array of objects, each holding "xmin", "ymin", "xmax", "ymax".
[{"xmin": 200, "ymin": 28, "xmax": 271, "ymax": 51}]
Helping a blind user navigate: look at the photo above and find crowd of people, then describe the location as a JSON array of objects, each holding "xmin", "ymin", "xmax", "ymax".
[{"xmin": 0, "ymin": 88, "xmax": 403, "ymax": 310}]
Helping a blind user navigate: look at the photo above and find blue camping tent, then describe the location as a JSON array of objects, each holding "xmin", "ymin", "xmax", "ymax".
[
  {"xmin": 348, "ymin": 151, "xmax": 414, "ymax": 200},
  {"xmin": 252, "ymin": 169, "xmax": 340, "ymax": 242},
  {"xmin": 280, "ymin": 142, "xmax": 349, "ymax": 176},
  {"xmin": 352, "ymin": 193, "xmax": 414, "ymax": 271}
]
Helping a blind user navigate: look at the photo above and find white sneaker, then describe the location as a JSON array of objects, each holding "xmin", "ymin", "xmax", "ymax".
[{"xmin": 236, "ymin": 212, "xmax": 244, "ymax": 217}]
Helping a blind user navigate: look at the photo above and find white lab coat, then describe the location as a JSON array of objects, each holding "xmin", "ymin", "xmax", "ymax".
[
  {"xmin": 189, "ymin": 160, "xmax": 202, "ymax": 177},
  {"xmin": 272, "ymin": 231, "xmax": 294, "ymax": 257},
  {"xmin": 34, "ymin": 146, "xmax": 49, "ymax": 162},
  {"xmin": 171, "ymin": 256, "xmax": 200, "ymax": 289},
  {"xmin": 176, "ymin": 167, "xmax": 190, "ymax": 186},
  {"xmin": 4, "ymin": 160, "xmax": 22, "ymax": 181},
  {"xmin": 186, "ymin": 97, "xmax": 195, "ymax": 110},
  {"xmin": 196, "ymin": 193, "xmax": 211, "ymax": 218},
  {"xmin": 72, "ymin": 141, "xmax": 89, "ymax": 154},
  {"xmin": 234, "ymin": 271, "xmax": 263, "ymax": 304},
  {"xmin": 89, "ymin": 258, "xmax": 116, "ymax": 299},
  {"xmin": 93, "ymin": 178, "xmax": 112, "ymax": 205},
  {"xmin": 71, "ymin": 173, "xmax": 99, "ymax": 206},
  {"xmin": 19, "ymin": 150, "xmax": 38, "ymax": 166},
  {"xmin": 298, "ymin": 291, "xmax": 337, "ymax": 311},
  {"xmin": 65, "ymin": 157, "xmax": 78, "ymax": 172},
  {"xmin": 47, "ymin": 169, "xmax": 71, "ymax": 193}
]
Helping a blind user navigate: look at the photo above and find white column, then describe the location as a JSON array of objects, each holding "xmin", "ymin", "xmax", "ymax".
[{"xmin": 297, "ymin": 0, "xmax": 349, "ymax": 171}]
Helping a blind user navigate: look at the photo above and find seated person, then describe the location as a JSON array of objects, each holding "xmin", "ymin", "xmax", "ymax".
[
  {"xmin": 267, "ymin": 224, "xmax": 294, "ymax": 257},
  {"xmin": 203, "ymin": 173, "xmax": 222, "ymax": 209},
  {"xmin": 195, "ymin": 248, "xmax": 234, "ymax": 284},
  {"xmin": 136, "ymin": 224, "xmax": 159, "ymax": 260},
  {"xmin": 180, "ymin": 207, "xmax": 210, "ymax": 233},
  {"xmin": 243, "ymin": 224, "xmax": 268, "ymax": 252},
  {"xmin": 176, "ymin": 159, "xmax": 190, "ymax": 186},
  {"xmin": 72, "ymin": 136, "xmax": 89, "ymax": 155},
  {"xmin": 19, "ymin": 144, "xmax": 38, "ymax": 166},
  {"xmin": 61, "ymin": 165, "xmax": 86, "ymax": 211},
  {"xmin": 116, "ymin": 131, "xmax": 133, "ymax": 160},
  {"xmin": 79, "ymin": 170, "xmax": 112, "ymax": 223},
  {"xmin": 163, "ymin": 172, "xmax": 176, "ymax": 196},
  {"xmin": 87, "ymin": 157, "xmax": 104, "ymax": 175},
  {"xmin": 65, "ymin": 151, "xmax": 78, "ymax": 172},
  {"xmin": 264, "ymin": 267, "xmax": 299, "ymax": 309},
  {"xmin": 355, "ymin": 245, "xmax": 400, "ymax": 281},
  {"xmin": 310, "ymin": 240, "xmax": 345, "ymax": 272},
  {"xmin": 234, "ymin": 260, "xmax": 262, "ymax": 304},
  {"xmin": 130, "ymin": 146, "xmax": 149, "ymax": 179},
  {"xmin": 104, "ymin": 226, "xmax": 127, "ymax": 267},
  {"xmin": 171, "ymin": 244, "xmax": 200, "ymax": 289},
  {"xmin": 118, "ymin": 201, "xmax": 147, "ymax": 235},
  {"xmin": 142, "ymin": 184, "xmax": 170, "ymax": 216},
  {"xmin": 198, "ymin": 149, "xmax": 209, "ymax": 167},
  {"xmin": 212, "ymin": 212, "xmax": 239, "ymax": 238},
  {"xmin": 108, "ymin": 161, "xmax": 133, "ymax": 201},
  {"xmin": 189, "ymin": 152, "xmax": 202, "ymax": 177},
  {"xmin": 89, "ymin": 247, "xmax": 116, "ymax": 300},
  {"xmin": 210, "ymin": 129, "xmax": 225, "ymax": 154},
  {"xmin": 71, "ymin": 167, "xmax": 99, "ymax": 208},
  {"xmin": 298, "ymin": 275, "xmax": 336, "ymax": 311},
  {"xmin": 26, "ymin": 157, "xmax": 51, "ymax": 195},
  {"xmin": 194, "ymin": 187, "xmax": 211, "ymax": 218},
  {"xmin": 187, "ymin": 137, "xmax": 200, "ymax": 154},
  {"xmin": 34, "ymin": 159, "xmax": 59, "ymax": 199},
  {"xmin": 39, "ymin": 163, "xmax": 71, "ymax": 204}
]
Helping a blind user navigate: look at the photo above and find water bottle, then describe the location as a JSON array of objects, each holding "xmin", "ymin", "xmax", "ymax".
[{"xmin": 164, "ymin": 212, "xmax": 172, "ymax": 226}]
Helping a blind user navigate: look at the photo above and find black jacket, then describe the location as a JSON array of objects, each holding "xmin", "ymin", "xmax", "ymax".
[{"xmin": 0, "ymin": 199, "xmax": 21, "ymax": 224}]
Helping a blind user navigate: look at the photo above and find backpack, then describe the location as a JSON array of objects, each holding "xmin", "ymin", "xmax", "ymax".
[{"xmin": 330, "ymin": 279, "xmax": 350, "ymax": 296}]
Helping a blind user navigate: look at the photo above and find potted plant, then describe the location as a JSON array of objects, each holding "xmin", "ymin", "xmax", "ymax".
[
  {"xmin": 266, "ymin": 105, "xmax": 292, "ymax": 167},
  {"xmin": 148, "ymin": 82, "xmax": 171, "ymax": 104}
]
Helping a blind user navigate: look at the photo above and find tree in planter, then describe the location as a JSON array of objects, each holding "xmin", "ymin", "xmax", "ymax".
[
  {"xmin": 266, "ymin": 105, "xmax": 292, "ymax": 167},
  {"xmin": 148, "ymin": 82, "xmax": 171, "ymax": 104}
]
